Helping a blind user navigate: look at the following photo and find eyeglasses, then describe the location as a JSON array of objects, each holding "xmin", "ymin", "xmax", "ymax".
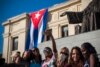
[
  {"xmin": 43, "ymin": 50, "xmax": 49, "ymax": 53},
  {"xmin": 60, "ymin": 52, "xmax": 68, "ymax": 56},
  {"xmin": 32, "ymin": 50, "xmax": 38, "ymax": 53},
  {"xmin": 43, "ymin": 49, "xmax": 52, "ymax": 54}
]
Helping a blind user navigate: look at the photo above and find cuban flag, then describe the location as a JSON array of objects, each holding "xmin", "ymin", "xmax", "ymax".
[{"xmin": 26, "ymin": 9, "xmax": 48, "ymax": 49}]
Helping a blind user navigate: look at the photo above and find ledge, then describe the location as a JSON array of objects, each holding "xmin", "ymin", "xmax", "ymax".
[{"xmin": 2, "ymin": 13, "xmax": 29, "ymax": 26}]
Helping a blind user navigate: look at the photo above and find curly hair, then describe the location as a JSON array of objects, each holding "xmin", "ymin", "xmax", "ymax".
[
  {"xmin": 69, "ymin": 46, "xmax": 84, "ymax": 67},
  {"xmin": 81, "ymin": 42, "xmax": 97, "ymax": 55}
]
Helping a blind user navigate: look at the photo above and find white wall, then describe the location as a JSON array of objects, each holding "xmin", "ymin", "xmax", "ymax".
[{"xmin": 38, "ymin": 30, "xmax": 100, "ymax": 59}]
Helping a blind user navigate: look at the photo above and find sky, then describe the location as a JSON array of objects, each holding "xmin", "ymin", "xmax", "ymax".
[{"xmin": 0, "ymin": 0, "xmax": 68, "ymax": 53}]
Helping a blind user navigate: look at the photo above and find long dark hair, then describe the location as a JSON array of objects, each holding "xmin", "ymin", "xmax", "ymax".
[
  {"xmin": 22, "ymin": 50, "xmax": 31, "ymax": 62},
  {"xmin": 81, "ymin": 42, "xmax": 99, "ymax": 65},
  {"xmin": 81, "ymin": 42, "xmax": 97, "ymax": 55},
  {"xmin": 32, "ymin": 48, "xmax": 42, "ymax": 63},
  {"xmin": 69, "ymin": 46, "xmax": 84, "ymax": 67}
]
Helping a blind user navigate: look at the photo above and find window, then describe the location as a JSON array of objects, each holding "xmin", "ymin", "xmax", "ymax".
[
  {"xmin": 75, "ymin": 25, "xmax": 81, "ymax": 35},
  {"xmin": 12, "ymin": 37, "xmax": 18, "ymax": 51},
  {"xmin": 45, "ymin": 29, "xmax": 52, "ymax": 41},
  {"xmin": 61, "ymin": 25, "xmax": 68, "ymax": 37}
]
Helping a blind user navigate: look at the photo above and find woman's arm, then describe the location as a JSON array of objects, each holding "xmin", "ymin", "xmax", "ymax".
[
  {"xmin": 45, "ymin": 30, "xmax": 58, "ymax": 57},
  {"xmin": 90, "ymin": 54, "xmax": 95, "ymax": 67}
]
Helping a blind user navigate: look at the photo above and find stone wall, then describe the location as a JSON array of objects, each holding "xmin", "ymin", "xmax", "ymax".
[{"xmin": 38, "ymin": 30, "xmax": 100, "ymax": 59}]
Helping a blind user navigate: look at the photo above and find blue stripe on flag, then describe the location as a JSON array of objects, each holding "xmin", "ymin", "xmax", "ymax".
[
  {"xmin": 41, "ymin": 9, "xmax": 48, "ymax": 42},
  {"xmin": 33, "ymin": 29, "xmax": 38, "ymax": 48},
  {"xmin": 25, "ymin": 21, "xmax": 31, "ymax": 50}
]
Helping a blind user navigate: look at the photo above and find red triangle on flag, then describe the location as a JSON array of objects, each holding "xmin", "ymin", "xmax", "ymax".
[{"xmin": 30, "ymin": 9, "xmax": 46, "ymax": 29}]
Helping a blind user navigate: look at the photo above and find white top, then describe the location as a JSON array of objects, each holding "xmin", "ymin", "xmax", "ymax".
[{"xmin": 42, "ymin": 54, "xmax": 56, "ymax": 67}]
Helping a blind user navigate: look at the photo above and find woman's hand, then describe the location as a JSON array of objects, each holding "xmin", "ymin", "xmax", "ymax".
[
  {"xmin": 57, "ymin": 60, "xmax": 64, "ymax": 67},
  {"xmin": 44, "ymin": 30, "xmax": 52, "ymax": 36}
]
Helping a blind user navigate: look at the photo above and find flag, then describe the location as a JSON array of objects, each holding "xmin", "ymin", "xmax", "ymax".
[{"xmin": 26, "ymin": 9, "xmax": 48, "ymax": 49}]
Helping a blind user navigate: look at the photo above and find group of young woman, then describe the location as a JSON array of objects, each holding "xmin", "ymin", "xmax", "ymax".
[
  {"xmin": 41, "ymin": 30, "xmax": 99, "ymax": 67},
  {"xmin": 11, "ymin": 30, "xmax": 99, "ymax": 67}
]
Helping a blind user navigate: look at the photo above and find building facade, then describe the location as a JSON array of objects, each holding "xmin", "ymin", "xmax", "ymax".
[{"xmin": 2, "ymin": 0, "xmax": 93, "ymax": 63}]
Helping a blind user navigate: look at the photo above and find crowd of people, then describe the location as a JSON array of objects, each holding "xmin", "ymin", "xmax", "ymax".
[{"xmin": 0, "ymin": 30, "xmax": 100, "ymax": 67}]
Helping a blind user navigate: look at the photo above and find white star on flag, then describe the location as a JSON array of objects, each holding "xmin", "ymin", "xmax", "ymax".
[{"xmin": 35, "ymin": 12, "xmax": 40, "ymax": 19}]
